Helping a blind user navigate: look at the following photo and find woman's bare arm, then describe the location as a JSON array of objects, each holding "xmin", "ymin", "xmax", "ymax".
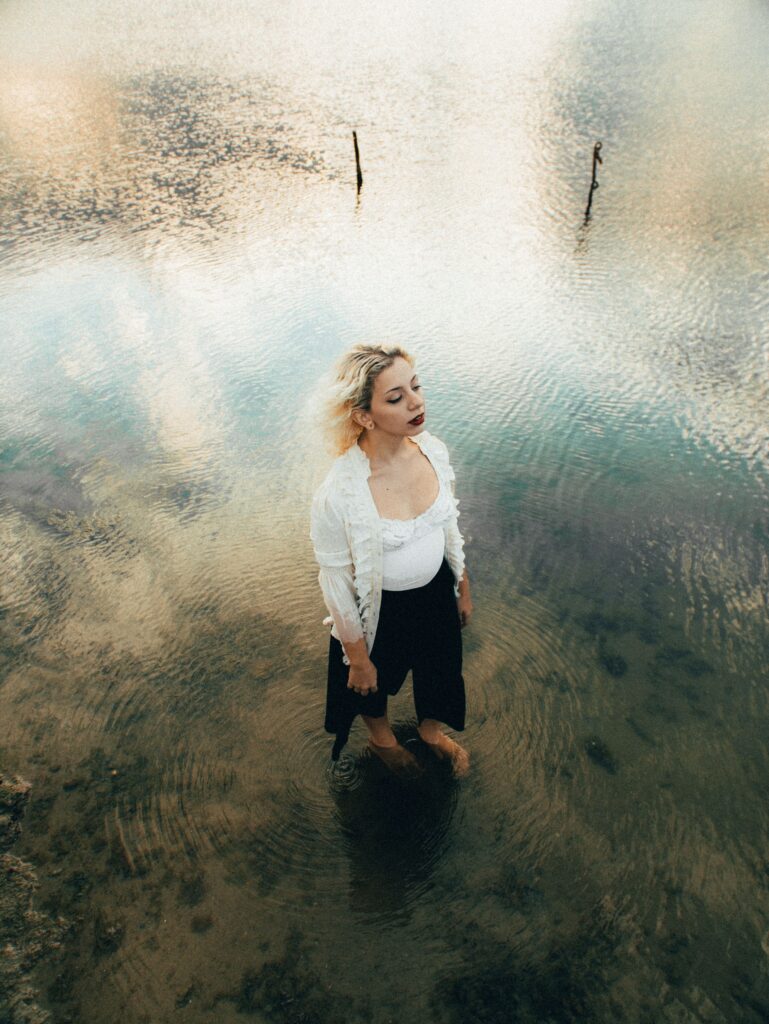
[{"xmin": 342, "ymin": 637, "xmax": 378, "ymax": 695}]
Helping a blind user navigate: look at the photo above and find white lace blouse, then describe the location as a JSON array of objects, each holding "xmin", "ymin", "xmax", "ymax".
[
  {"xmin": 380, "ymin": 477, "xmax": 455, "ymax": 590},
  {"xmin": 310, "ymin": 431, "xmax": 466, "ymax": 662}
]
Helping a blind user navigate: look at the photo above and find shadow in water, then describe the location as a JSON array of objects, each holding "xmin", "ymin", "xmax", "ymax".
[{"xmin": 332, "ymin": 727, "xmax": 460, "ymax": 922}]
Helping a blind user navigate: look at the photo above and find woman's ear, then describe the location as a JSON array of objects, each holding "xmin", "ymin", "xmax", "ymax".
[{"xmin": 352, "ymin": 408, "xmax": 371, "ymax": 430}]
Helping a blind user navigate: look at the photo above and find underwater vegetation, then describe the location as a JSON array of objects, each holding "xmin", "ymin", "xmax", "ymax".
[{"xmin": 0, "ymin": 771, "xmax": 66, "ymax": 1024}]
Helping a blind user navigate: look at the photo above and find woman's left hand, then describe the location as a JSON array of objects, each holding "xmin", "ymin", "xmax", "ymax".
[
  {"xmin": 457, "ymin": 592, "xmax": 473, "ymax": 629},
  {"xmin": 456, "ymin": 571, "xmax": 472, "ymax": 628}
]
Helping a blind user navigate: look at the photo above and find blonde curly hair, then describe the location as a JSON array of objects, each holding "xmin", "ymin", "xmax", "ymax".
[{"xmin": 319, "ymin": 343, "xmax": 415, "ymax": 456}]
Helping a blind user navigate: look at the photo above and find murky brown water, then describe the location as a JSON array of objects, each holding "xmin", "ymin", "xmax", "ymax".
[{"xmin": 1, "ymin": 0, "xmax": 768, "ymax": 1021}]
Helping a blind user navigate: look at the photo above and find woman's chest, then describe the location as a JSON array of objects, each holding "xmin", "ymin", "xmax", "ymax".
[{"xmin": 366, "ymin": 454, "xmax": 440, "ymax": 520}]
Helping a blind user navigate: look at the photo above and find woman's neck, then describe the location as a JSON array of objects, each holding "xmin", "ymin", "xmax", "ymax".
[{"xmin": 357, "ymin": 430, "xmax": 416, "ymax": 468}]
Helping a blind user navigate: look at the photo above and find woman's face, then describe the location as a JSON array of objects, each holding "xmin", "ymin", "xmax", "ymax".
[{"xmin": 360, "ymin": 357, "xmax": 425, "ymax": 436}]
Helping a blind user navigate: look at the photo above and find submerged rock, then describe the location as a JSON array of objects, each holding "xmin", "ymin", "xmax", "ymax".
[
  {"xmin": 218, "ymin": 931, "xmax": 357, "ymax": 1022},
  {"xmin": 583, "ymin": 736, "xmax": 619, "ymax": 775},
  {"xmin": 93, "ymin": 909, "xmax": 125, "ymax": 956},
  {"xmin": 598, "ymin": 639, "xmax": 628, "ymax": 678},
  {"xmin": 580, "ymin": 610, "xmax": 630, "ymax": 636},
  {"xmin": 0, "ymin": 772, "xmax": 67, "ymax": 1024}
]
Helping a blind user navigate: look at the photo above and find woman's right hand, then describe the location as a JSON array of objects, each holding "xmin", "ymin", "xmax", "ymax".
[{"xmin": 347, "ymin": 658, "xmax": 378, "ymax": 696}]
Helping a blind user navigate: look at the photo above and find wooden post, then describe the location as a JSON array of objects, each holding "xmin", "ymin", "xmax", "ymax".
[
  {"xmin": 353, "ymin": 130, "xmax": 363, "ymax": 193},
  {"xmin": 584, "ymin": 141, "xmax": 602, "ymax": 220}
]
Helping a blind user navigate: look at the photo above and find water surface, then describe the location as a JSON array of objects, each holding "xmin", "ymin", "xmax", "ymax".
[{"xmin": 1, "ymin": 0, "xmax": 768, "ymax": 1021}]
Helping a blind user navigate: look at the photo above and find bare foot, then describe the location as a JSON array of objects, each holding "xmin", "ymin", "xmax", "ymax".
[
  {"xmin": 422, "ymin": 734, "xmax": 470, "ymax": 777},
  {"xmin": 368, "ymin": 740, "xmax": 422, "ymax": 777}
]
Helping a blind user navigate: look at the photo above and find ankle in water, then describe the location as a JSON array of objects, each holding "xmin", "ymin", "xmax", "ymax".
[
  {"xmin": 368, "ymin": 740, "xmax": 423, "ymax": 776},
  {"xmin": 423, "ymin": 734, "xmax": 470, "ymax": 777}
]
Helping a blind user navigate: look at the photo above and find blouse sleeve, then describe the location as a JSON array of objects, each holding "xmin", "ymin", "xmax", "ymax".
[
  {"xmin": 431, "ymin": 435, "xmax": 466, "ymax": 586},
  {"xmin": 310, "ymin": 488, "xmax": 365, "ymax": 645}
]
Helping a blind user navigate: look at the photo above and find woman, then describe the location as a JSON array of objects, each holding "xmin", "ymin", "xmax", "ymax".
[{"xmin": 310, "ymin": 343, "xmax": 472, "ymax": 776}]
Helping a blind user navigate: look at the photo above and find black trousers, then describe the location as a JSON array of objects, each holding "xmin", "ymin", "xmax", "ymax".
[{"xmin": 325, "ymin": 558, "xmax": 465, "ymax": 760}]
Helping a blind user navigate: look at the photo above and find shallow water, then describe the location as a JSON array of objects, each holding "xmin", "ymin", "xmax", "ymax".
[{"xmin": 1, "ymin": 0, "xmax": 768, "ymax": 1020}]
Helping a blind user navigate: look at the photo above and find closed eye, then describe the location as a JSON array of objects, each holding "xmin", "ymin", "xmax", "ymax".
[{"xmin": 386, "ymin": 382, "xmax": 421, "ymax": 404}]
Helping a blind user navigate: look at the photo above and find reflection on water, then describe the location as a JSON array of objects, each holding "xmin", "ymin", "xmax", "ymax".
[{"xmin": 1, "ymin": 0, "xmax": 769, "ymax": 1020}]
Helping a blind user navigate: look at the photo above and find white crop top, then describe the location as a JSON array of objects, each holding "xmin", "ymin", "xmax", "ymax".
[{"xmin": 380, "ymin": 481, "xmax": 455, "ymax": 591}]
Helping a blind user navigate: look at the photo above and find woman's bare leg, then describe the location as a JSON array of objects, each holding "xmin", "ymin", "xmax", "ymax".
[
  {"xmin": 362, "ymin": 715, "xmax": 421, "ymax": 774},
  {"xmin": 361, "ymin": 714, "xmax": 398, "ymax": 747},
  {"xmin": 417, "ymin": 719, "xmax": 470, "ymax": 776}
]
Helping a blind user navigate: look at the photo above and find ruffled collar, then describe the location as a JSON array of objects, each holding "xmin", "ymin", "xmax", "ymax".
[{"xmin": 346, "ymin": 439, "xmax": 372, "ymax": 479}]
